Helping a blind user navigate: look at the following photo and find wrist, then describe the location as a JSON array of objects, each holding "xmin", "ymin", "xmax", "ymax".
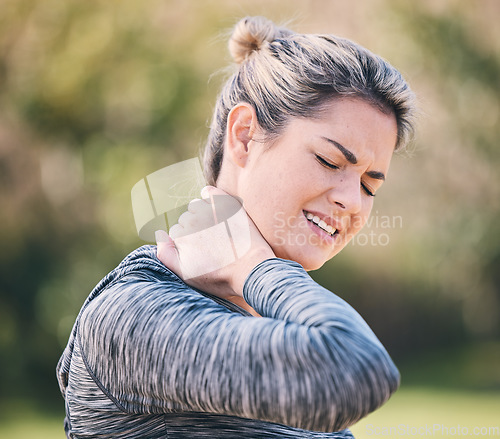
[{"xmin": 231, "ymin": 247, "xmax": 275, "ymax": 297}]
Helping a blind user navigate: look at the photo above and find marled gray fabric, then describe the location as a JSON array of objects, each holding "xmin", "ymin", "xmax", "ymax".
[{"xmin": 57, "ymin": 245, "xmax": 399, "ymax": 438}]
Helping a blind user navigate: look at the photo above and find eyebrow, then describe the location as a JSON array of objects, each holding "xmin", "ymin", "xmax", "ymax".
[
  {"xmin": 320, "ymin": 136, "xmax": 386, "ymax": 181},
  {"xmin": 321, "ymin": 137, "xmax": 357, "ymax": 164},
  {"xmin": 366, "ymin": 170, "xmax": 386, "ymax": 181}
]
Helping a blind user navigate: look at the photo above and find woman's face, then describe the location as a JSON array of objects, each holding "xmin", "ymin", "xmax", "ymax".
[{"xmin": 237, "ymin": 97, "xmax": 398, "ymax": 271}]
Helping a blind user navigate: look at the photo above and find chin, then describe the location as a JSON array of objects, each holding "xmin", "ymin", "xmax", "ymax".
[
  {"xmin": 272, "ymin": 247, "xmax": 330, "ymax": 272},
  {"xmin": 301, "ymin": 256, "xmax": 331, "ymax": 272}
]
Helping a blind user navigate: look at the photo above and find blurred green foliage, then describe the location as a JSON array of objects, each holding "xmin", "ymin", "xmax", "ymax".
[
  {"xmin": 0, "ymin": 0, "xmax": 498, "ymax": 413},
  {"xmin": 1, "ymin": 386, "xmax": 499, "ymax": 439}
]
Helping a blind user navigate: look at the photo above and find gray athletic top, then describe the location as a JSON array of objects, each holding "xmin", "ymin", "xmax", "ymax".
[{"xmin": 57, "ymin": 245, "xmax": 399, "ymax": 438}]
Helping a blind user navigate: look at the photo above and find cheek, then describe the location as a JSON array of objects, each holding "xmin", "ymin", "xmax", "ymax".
[{"xmin": 351, "ymin": 203, "xmax": 373, "ymax": 232}]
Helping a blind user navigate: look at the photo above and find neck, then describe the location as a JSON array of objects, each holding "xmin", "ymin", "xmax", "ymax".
[
  {"xmin": 227, "ymin": 295, "xmax": 261, "ymax": 317},
  {"xmin": 214, "ymin": 160, "xmax": 241, "ymax": 199}
]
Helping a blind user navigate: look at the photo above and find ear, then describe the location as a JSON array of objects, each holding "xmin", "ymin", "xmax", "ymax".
[{"xmin": 225, "ymin": 102, "xmax": 259, "ymax": 168}]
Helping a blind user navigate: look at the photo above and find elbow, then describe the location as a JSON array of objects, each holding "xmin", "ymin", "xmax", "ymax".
[
  {"xmin": 370, "ymin": 357, "xmax": 400, "ymax": 410},
  {"xmin": 374, "ymin": 352, "xmax": 400, "ymax": 403},
  {"xmin": 387, "ymin": 361, "xmax": 401, "ymax": 395},
  {"xmin": 342, "ymin": 350, "xmax": 401, "ymax": 428},
  {"xmin": 291, "ymin": 349, "xmax": 401, "ymax": 433},
  {"xmin": 287, "ymin": 327, "xmax": 401, "ymax": 432},
  {"xmin": 319, "ymin": 346, "xmax": 400, "ymax": 432}
]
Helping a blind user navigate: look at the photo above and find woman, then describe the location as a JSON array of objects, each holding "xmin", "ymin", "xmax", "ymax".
[{"xmin": 57, "ymin": 16, "xmax": 415, "ymax": 438}]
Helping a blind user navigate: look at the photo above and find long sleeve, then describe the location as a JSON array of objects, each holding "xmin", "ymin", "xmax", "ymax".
[{"xmin": 77, "ymin": 257, "xmax": 399, "ymax": 433}]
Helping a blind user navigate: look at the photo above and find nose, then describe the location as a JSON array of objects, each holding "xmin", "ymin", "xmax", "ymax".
[{"xmin": 327, "ymin": 175, "xmax": 362, "ymax": 214}]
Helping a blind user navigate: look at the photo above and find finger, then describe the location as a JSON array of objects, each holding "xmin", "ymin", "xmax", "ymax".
[
  {"xmin": 168, "ymin": 223, "xmax": 184, "ymax": 239},
  {"xmin": 201, "ymin": 186, "xmax": 240, "ymax": 225},
  {"xmin": 200, "ymin": 186, "xmax": 219, "ymax": 224},
  {"xmin": 187, "ymin": 198, "xmax": 202, "ymax": 212},
  {"xmin": 202, "ymin": 186, "xmax": 244, "ymax": 225},
  {"xmin": 201, "ymin": 186, "xmax": 243, "ymax": 210},
  {"xmin": 200, "ymin": 185, "xmax": 215, "ymax": 200},
  {"xmin": 177, "ymin": 210, "xmax": 193, "ymax": 226},
  {"xmin": 155, "ymin": 229, "xmax": 169, "ymax": 243},
  {"xmin": 200, "ymin": 185, "xmax": 231, "ymax": 200},
  {"xmin": 200, "ymin": 186, "xmax": 213, "ymax": 200}
]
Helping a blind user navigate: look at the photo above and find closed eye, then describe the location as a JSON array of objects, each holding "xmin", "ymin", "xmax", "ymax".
[
  {"xmin": 361, "ymin": 183, "xmax": 375, "ymax": 197},
  {"xmin": 315, "ymin": 154, "xmax": 339, "ymax": 170},
  {"xmin": 317, "ymin": 154, "xmax": 376, "ymax": 197}
]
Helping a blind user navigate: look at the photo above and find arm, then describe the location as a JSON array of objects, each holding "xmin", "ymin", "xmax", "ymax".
[{"xmin": 78, "ymin": 258, "xmax": 399, "ymax": 433}]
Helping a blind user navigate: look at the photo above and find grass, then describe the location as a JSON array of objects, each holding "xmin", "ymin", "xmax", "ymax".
[
  {"xmin": 350, "ymin": 386, "xmax": 500, "ymax": 438},
  {"xmin": 0, "ymin": 387, "xmax": 498, "ymax": 438},
  {"xmin": 0, "ymin": 401, "xmax": 65, "ymax": 439}
]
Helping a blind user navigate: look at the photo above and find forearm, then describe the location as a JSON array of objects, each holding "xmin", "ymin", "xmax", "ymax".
[
  {"xmin": 242, "ymin": 258, "xmax": 400, "ymax": 429},
  {"xmin": 79, "ymin": 261, "xmax": 399, "ymax": 432}
]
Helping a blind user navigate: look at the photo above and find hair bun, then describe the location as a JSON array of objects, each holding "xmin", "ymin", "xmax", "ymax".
[{"xmin": 229, "ymin": 16, "xmax": 292, "ymax": 64}]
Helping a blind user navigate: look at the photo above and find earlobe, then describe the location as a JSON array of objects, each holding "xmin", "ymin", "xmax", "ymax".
[{"xmin": 226, "ymin": 103, "xmax": 258, "ymax": 168}]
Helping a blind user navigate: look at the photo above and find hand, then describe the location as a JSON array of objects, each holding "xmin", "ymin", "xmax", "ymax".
[{"xmin": 156, "ymin": 186, "xmax": 275, "ymax": 298}]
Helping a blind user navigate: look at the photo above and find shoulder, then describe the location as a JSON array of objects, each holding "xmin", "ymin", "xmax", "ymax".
[
  {"xmin": 76, "ymin": 245, "xmax": 253, "ymax": 354},
  {"xmin": 80, "ymin": 268, "xmax": 198, "ymax": 331},
  {"xmin": 78, "ymin": 264, "xmax": 248, "ymax": 342}
]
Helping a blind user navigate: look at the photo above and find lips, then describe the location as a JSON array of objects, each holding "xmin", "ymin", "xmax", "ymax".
[{"xmin": 303, "ymin": 210, "xmax": 340, "ymax": 236}]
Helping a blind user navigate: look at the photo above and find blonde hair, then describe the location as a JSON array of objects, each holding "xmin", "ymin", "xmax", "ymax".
[{"xmin": 203, "ymin": 16, "xmax": 416, "ymax": 185}]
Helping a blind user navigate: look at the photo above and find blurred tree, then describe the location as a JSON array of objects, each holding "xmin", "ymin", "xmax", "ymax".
[
  {"xmin": 314, "ymin": 0, "xmax": 500, "ymax": 357},
  {"xmin": 388, "ymin": 0, "xmax": 500, "ymax": 340},
  {"xmin": 0, "ymin": 0, "xmax": 498, "ymax": 406},
  {"xmin": 0, "ymin": 0, "xmax": 221, "ymax": 403}
]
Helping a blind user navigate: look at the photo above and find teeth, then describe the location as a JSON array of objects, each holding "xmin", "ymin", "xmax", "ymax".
[
  {"xmin": 304, "ymin": 211, "xmax": 336, "ymax": 236},
  {"xmin": 316, "ymin": 222, "xmax": 335, "ymax": 235}
]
